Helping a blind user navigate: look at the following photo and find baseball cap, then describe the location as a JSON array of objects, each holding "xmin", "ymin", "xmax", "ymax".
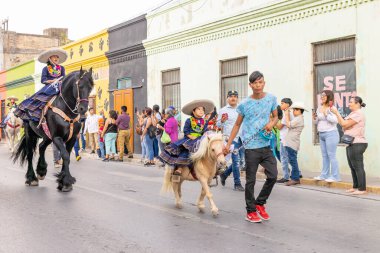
[{"xmin": 227, "ymin": 90, "xmax": 239, "ymax": 97}]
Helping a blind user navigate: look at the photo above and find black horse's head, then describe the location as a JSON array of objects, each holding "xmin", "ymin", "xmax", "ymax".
[{"xmin": 76, "ymin": 67, "xmax": 94, "ymax": 115}]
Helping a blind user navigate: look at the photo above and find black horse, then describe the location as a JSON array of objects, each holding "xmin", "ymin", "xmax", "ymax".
[{"xmin": 12, "ymin": 68, "xmax": 94, "ymax": 192}]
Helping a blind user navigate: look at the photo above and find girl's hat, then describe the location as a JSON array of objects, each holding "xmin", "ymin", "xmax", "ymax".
[
  {"xmin": 7, "ymin": 95, "xmax": 18, "ymax": 101},
  {"xmin": 38, "ymin": 48, "xmax": 68, "ymax": 64},
  {"xmin": 182, "ymin": 99, "xmax": 214, "ymax": 116},
  {"xmin": 98, "ymin": 118, "xmax": 105, "ymax": 125}
]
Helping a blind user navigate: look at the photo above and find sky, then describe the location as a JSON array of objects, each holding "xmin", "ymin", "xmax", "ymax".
[{"xmin": 0, "ymin": 0, "xmax": 169, "ymax": 40}]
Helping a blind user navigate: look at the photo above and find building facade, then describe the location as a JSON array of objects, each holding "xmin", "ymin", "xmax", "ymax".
[
  {"xmin": 144, "ymin": 0, "xmax": 380, "ymax": 177},
  {"xmin": 62, "ymin": 30, "xmax": 110, "ymax": 114},
  {"xmin": 107, "ymin": 15, "xmax": 147, "ymax": 153}
]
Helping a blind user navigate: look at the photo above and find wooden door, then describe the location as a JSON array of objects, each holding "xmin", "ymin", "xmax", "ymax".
[{"xmin": 113, "ymin": 89, "xmax": 134, "ymax": 153}]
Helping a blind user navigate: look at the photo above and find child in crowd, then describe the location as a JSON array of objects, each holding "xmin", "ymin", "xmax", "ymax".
[
  {"xmin": 284, "ymin": 102, "xmax": 306, "ymax": 186},
  {"xmin": 98, "ymin": 118, "xmax": 106, "ymax": 159}
]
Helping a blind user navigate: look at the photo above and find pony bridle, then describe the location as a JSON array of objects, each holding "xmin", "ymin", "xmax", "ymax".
[{"xmin": 59, "ymin": 71, "xmax": 89, "ymax": 114}]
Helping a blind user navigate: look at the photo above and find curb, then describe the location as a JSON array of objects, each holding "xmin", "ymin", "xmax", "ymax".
[{"xmin": 254, "ymin": 173, "xmax": 380, "ymax": 195}]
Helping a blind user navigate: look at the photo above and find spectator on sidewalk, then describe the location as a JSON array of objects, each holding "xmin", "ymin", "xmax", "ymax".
[
  {"xmin": 101, "ymin": 110, "xmax": 118, "ymax": 162},
  {"xmin": 52, "ymin": 143, "xmax": 62, "ymax": 168},
  {"xmin": 152, "ymin": 105, "xmax": 162, "ymax": 158},
  {"xmin": 84, "ymin": 108, "xmax": 101, "ymax": 154},
  {"xmin": 276, "ymin": 98, "xmax": 293, "ymax": 183},
  {"xmin": 163, "ymin": 107, "xmax": 179, "ymax": 143},
  {"xmin": 331, "ymin": 96, "xmax": 368, "ymax": 195},
  {"xmin": 137, "ymin": 109, "xmax": 147, "ymax": 163},
  {"xmin": 116, "ymin": 106, "xmax": 133, "ymax": 161},
  {"xmin": 284, "ymin": 102, "xmax": 306, "ymax": 186},
  {"xmin": 73, "ymin": 135, "xmax": 81, "ymax": 161},
  {"xmin": 79, "ymin": 116, "xmax": 86, "ymax": 152},
  {"xmin": 217, "ymin": 90, "xmax": 245, "ymax": 191},
  {"xmin": 98, "ymin": 117, "xmax": 106, "ymax": 160},
  {"xmin": 313, "ymin": 90, "xmax": 340, "ymax": 182},
  {"xmin": 224, "ymin": 71, "xmax": 279, "ymax": 223},
  {"xmin": 142, "ymin": 107, "xmax": 155, "ymax": 166}
]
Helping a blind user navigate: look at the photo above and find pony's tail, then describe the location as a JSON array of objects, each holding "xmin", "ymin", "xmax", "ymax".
[
  {"xmin": 12, "ymin": 123, "xmax": 38, "ymax": 166},
  {"xmin": 161, "ymin": 165, "xmax": 173, "ymax": 194}
]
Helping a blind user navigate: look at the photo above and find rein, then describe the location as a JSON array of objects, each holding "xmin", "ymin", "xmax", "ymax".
[{"xmin": 7, "ymin": 121, "xmax": 20, "ymax": 129}]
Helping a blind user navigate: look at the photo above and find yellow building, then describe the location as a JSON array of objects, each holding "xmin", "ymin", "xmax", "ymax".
[{"xmin": 62, "ymin": 30, "xmax": 109, "ymax": 114}]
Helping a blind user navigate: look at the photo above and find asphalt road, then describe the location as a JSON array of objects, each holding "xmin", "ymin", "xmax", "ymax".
[{"xmin": 1, "ymin": 144, "xmax": 379, "ymax": 253}]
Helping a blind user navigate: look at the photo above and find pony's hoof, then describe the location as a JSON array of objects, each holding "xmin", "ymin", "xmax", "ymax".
[
  {"xmin": 211, "ymin": 209, "xmax": 219, "ymax": 217},
  {"xmin": 198, "ymin": 207, "xmax": 205, "ymax": 213},
  {"xmin": 37, "ymin": 175, "xmax": 45, "ymax": 180},
  {"xmin": 62, "ymin": 185, "xmax": 73, "ymax": 192},
  {"xmin": 175, "ymin": 203, "xmax": 183, "ymax": 209}
]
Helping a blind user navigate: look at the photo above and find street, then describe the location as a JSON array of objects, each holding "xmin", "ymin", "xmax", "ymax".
[{"xmin": 0, "ymin": 144, "xmax": 379, "ymax": 253}]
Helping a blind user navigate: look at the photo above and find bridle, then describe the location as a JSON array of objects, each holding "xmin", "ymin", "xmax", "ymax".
[{"xmin": 59, "ymin": 71, "xmax": 89, "ymax": 114}]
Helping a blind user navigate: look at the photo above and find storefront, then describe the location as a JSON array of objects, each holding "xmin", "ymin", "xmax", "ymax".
[{"xmin": 107, "ymin": 15, "xmax": 147, "ymax": 153}]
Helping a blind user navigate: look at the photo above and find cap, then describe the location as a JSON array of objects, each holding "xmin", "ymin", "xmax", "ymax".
[{"xmin": 227, "ymin": 90, "xmax": 239, "ymax": 97}]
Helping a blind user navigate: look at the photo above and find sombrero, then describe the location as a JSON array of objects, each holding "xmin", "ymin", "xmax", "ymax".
[
  {"xmin": 7, "ymin": 95, "xmax": 18, "ymax": 101},
  {"xmin": 182, "ymin": 99, "xmax": 215, "ymax": 116},
  {"xmin": 38, "ymin": 48, "xmax": 68, "ymax": 64},
  {"xmin": 290, "ymin": 101, "xmax": 309, "ymax": 112}
]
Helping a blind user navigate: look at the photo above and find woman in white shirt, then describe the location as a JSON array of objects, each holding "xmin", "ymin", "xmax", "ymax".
[{"xmin": 313, "ymin": 90, "xmax": 340, "ymax": 182}]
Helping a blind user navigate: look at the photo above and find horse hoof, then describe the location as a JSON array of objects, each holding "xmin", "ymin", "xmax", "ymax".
[
  {"xmin": 37, "ymin": 175, "xmax": 45, "ymax": 180},
  {"xmin": 62, "ymin": 185, "xmax": 73, "ymax": 192},
  {"xmin": 198, "ymin": 207, "xmax": 205, "ymax": 213},
  {"xmin": 25, "ymin": 180, "xmax": 39, "ymax": 186},
  {"xmin": 211, "ymin": 209, "xmax": 219, "ymax": 217},
  {"xmin": 175, "ymin": 203, "xmax": 183, "ymax": 209}
]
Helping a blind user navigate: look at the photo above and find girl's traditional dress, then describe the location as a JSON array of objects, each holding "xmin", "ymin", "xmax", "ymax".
[
  {"xmin": 14, "ymin": 48, "xmax": 67, "ymax": 122},
  {"xmin": 159, "ymin": 99, "xmax": 215, "ymax": 168}
]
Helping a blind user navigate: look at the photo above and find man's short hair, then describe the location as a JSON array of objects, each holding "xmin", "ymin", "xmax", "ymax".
[
  {"xmin": 249, "ymin": 71, "xmax": 264, "ymax": 83},
  {"xmin": 121, "ymin": 106, "xmax": 127, "ymax": 112},
  {"xmin": 89, "ymin": 107, "xmax": 94, "ymax": 111},
  {"xmin": 281, "ymin": 98, "xmax": 293, "ymax": 106}
]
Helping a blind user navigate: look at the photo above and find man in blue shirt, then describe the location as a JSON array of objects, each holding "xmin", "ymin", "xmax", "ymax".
[
  {"xmin": 217, "ymin": 90, "xmax": 245, "ymax": 191},
  {"xmin": 224, "ymin": 71, "xmax": 278, "ymax": 223}
]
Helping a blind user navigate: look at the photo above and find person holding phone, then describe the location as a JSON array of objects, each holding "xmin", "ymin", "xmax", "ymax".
[
  {"xmin": 313, "ymin": 90, "xmax": 340, "ymax": 182},
  {"xmin": 217, "ymin": 90, "xmax": 245, "ymax": 191}
]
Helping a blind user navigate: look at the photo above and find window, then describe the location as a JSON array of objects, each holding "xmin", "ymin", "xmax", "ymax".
[
  {"xmin": 162, "ymin": 68, "xmax": 181, "ymax": 111},
  {"xmin": 313, "ymin": 37, "xmax": 356, "ymax": 143},
  {"xmin": 117, "ymin": 77, "xmax": 132, "ymax": 90},
  {"xmin": 220, "ymin": 57, "xmax": 248, "ymax": 107}
]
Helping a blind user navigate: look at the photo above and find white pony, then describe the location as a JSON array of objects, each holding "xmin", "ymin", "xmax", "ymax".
[
  {"xmin": 5, "ymin": 108, "xmax": 23, "ymax": 152},
  {"xmin": 161, "ymin": 133, "xmax": 227, "ymax": 216}
]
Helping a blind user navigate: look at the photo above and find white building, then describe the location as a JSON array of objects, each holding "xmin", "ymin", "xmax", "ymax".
[{"xmin": 144, "ymin": 0, "xmax": 380, "ymax": 177}]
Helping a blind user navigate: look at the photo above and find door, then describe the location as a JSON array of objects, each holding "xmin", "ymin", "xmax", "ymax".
[{"xmin": 113, "ymin": 89, "xmax": 134, "ymax": 153}]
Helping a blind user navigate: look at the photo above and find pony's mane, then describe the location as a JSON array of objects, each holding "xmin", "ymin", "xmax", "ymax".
[{"xmin": 191, "ymin": 133, "xmax": 223, "ymax": 163}]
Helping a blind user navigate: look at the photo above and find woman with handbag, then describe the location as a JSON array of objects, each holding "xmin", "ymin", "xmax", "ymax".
[
  {"xmin": 331, "ymin": 96, "xmax": 367, "ymax": 195},
  {"xmin": 101, "ymin": 110, "xmax": 118, "ymax": 162},
  {"xmin": 142, "ymin": 107, "xmax": 155, "ymax": 166},
  {"xmin": 163, "ymin": 107, "xmax": 179, "ymax": 144},
  {"xmin": 313, "ymin": 90, "xmax": 341, "ymax": 182}
]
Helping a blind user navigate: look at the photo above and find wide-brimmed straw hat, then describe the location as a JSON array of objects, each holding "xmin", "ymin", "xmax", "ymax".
[
  {"xmin": 7, "ymin": 95, "xmax": 18, "ymax": 101},
  {"xmin": 182, "ymin": 99, "xmax": 215, "ymax": 116},
  {"xmin": 38, "ymin": 48, "xmax": 68, "ymax": 64},
  {"xmin": 290, "ymin": 102, "xmax": 308, "ymax": 111}
]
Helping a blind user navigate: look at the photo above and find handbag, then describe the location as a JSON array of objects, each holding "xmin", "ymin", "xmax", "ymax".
[
  {"xmin": 135, "ymin": 124, "xmax": 142, "ymax": 135},
  {"xmin": 341, "ymin": 134, "xmax": 355, "ymax": 145},
  {"xmin": 148, "ymin": 125, "xmax": 157, "ymax": 138},
  {"xmin": 161, "ymin": 131, "xmax": 171, "ymax": 144}
]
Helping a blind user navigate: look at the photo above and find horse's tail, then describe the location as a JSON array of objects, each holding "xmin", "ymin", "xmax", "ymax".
[
  {"xmin": 12, "ymin": 123, "xmax": 38, "ymax": 165},
  {"xmin": 161, "ymin": 165, "xmax": 173, "ymax": 194}
]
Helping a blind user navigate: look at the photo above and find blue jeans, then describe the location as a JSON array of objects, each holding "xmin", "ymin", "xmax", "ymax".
[
  {"xmin": 285, "ymin": 146, "xmax": 300, "ymax": 181},
  {"xmin": 144, "ymin": 135, "xmax": 154, "ymax": 160},
  {"xmin": 280, "ymin": 143, "xmax": 290, "ymax": 179},
  {"xmin": 239, "ymin": 146, "xmax": 245, "ymax": 170},
  {"xmin": 74, "ymin": 138, "xmax": 80, "ymax": 157},
  {"xmin": 141, "ymin": 137, "xmax": 146, "ymax": 159},
  {"xmin": 153, "ymin": 137, "xmax": 159, "ymax": 157},
  {"xmin": 319, "ymin": 130, "xmax": 340, "ymax": 180},
  {"xmin": 80, "ymin": 133, "xmax": 86, "ymax": 150},
  {"xmin": 99, "ymin": 141, "xmax": 106, "ymax": 158},
  {"xmin": 223, "ymin": 138, "xmax": 242, "ymax": 185}
]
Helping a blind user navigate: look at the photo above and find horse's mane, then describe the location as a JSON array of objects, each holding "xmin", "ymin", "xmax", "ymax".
[
  {"xmin": 61, "ymin": 71, "xmax": 80, "ymax": 88},
  {"xmin": 191, "ymin": 133, "xmax": 223, "ymax": 163}
]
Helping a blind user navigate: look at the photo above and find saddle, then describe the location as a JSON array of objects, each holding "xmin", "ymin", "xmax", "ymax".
[{"xmin": 38, "ymin": 96, "xmax": 80, "ymax": 142}]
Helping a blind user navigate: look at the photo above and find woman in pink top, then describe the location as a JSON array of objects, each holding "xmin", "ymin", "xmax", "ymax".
[
  {"xmin": 331, "ymin": 96, "xmax": 367, "ymax": 195},
  {"xmin": 164, "ymin": 107, "xmax": 179, "ymax": 143}
]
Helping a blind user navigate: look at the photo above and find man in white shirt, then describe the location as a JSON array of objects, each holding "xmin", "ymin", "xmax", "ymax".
[
  {"xmin": 217, "ymin": 90, "xmax": 245, "ymax": 191},
  {"xmin": 83, "ymin": 108, "xmax": 101, "ymax": 154}
]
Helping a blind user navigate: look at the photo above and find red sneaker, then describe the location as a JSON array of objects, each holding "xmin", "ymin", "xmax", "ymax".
[
  {"xmin": 245, "ymin": 212, "xmax": 262, "ymax": 223},
  {"xmin": 256, "ymin": 205, "xmax": 270, "ymax": 220}
]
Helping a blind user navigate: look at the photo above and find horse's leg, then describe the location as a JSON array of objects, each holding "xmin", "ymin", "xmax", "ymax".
[
  {"xmin": 54, "ymin": 136, "xmax": 76, "ymax": 192},
  {"xmin": 198, "ymin": 176, "xmax": 219, "ymax": 217},
  {"xmin": 197, "ymin": 186, "xmax": 207, "ymax": 213},
  {"xmin": 36, "ymin": 138, "xmax": 52, "ymax": 180},
  {"xmin": 25, "ymin": 126, "xmax": 39, "ymax": 186},
  {"xmin": 172, "ymin": 179, "xmax": 183, "ymax": 209}
]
